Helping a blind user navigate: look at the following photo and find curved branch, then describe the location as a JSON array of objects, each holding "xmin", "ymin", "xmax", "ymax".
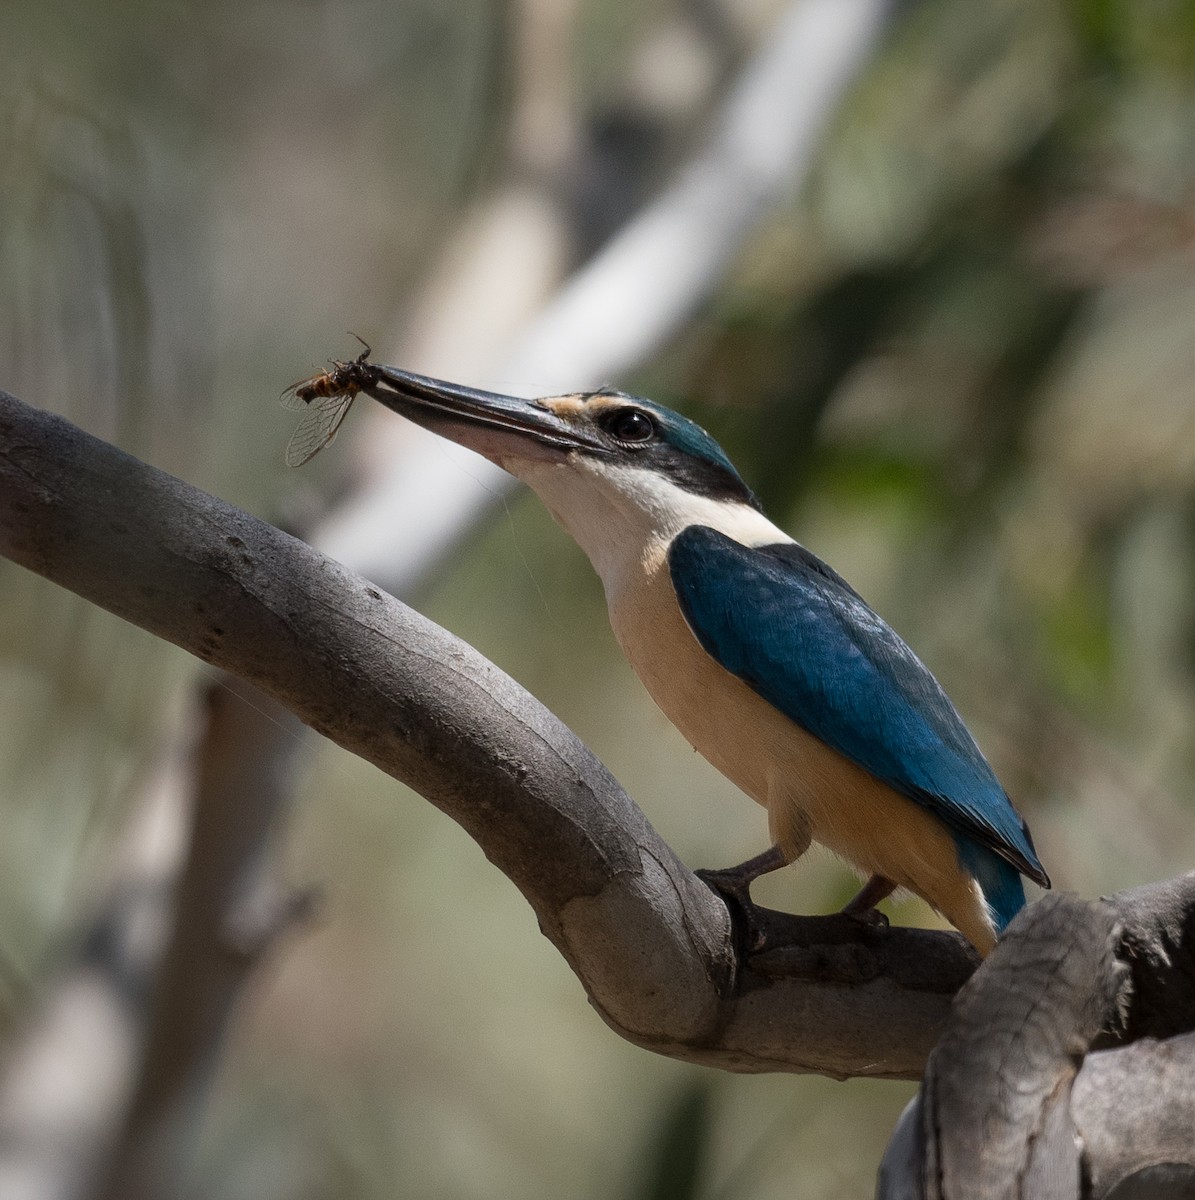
[
  {"xmin": 878, "ymin": 878, "xmax": 1195, "ymax": 1198},
  {"xmin": 0, "ymin": 388, "xmax": 978, "ymax": 1080}
]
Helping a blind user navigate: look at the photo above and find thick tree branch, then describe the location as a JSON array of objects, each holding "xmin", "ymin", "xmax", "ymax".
[
  {"xmin": 0, "ymin": 387, "xmax": 976, "ymax": 1080},
  {"xmin": 878, "ymin": 879, "xmax": 1195, "ymax": 1198}
]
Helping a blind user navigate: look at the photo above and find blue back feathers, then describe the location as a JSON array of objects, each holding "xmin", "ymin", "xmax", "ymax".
[{"xmin": 668, "ymin": 526, "xmax": 1048, "ymax": 930}]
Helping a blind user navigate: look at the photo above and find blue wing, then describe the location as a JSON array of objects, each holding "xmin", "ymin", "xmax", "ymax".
[{"xmin": 668, "ymin": 525, "xmax": 1048, "ymax": 887}]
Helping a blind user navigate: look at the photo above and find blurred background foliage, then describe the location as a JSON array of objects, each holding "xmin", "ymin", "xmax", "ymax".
[{"xmin": 3, "ymin": 0, "xmax": 1195, "ymax": 1196}]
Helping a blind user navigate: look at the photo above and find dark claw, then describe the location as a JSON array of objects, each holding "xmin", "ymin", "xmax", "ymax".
[
  {"xmin": 844, "ymin": 906, "xmax": 890, "ymax": 933},
  {"xmin": 695, "ymin": 866, "xmax": 768, "ymax": 951}
]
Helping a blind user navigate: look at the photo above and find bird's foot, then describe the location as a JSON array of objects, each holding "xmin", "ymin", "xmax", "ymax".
[
  {"xmin": 839, "ymin": 874, "xmax": 895, "ymax": 933},
  {"xmin": 695, "ymin": 867, "xmax": 767, "ymax": 951},
  {"xmin": 695, "ymin": 846, "xmax": 789, "ymax": 952},
  {"xmin": 843, "ymin": 906, "xmax": 890, "ymax": 933},
  {"xmin": 695, "ymin": 864, "xmax": 761, "ymax": 906}
]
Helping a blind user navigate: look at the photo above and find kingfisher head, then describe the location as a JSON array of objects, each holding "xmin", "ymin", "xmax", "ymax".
[{"xmin": 365, "ymin": 367, "xmax": 777, "ymax": 576}]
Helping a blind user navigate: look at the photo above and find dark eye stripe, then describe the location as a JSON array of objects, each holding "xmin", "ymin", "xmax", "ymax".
[{"xmin": 587, "ymin": 394, "xmax": 762, "ymax": 510}]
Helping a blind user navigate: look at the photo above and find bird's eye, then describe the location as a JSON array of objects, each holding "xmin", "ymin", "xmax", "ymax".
[{"xmin": 604, "ymin": 408, "xmax": 656, "ymax": 444}]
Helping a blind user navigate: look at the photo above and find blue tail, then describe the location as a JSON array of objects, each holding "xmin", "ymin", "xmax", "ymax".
[{"xmin": 955, "ymin": 839, "xmax": 1027, "ymax": 934}]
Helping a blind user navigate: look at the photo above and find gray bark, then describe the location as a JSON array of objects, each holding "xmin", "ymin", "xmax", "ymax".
[{"xmin": 877, "ymin": 882, "xmax": 1195, "ymax": 1198}]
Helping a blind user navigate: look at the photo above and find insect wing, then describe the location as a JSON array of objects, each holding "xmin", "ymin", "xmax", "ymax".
[
  {"xmin": 285, "ymin": 391, "xmax": 357, "ymax": 467},
  {"xmin": 280, "ymin": 375, "xmax": 325, "ymax": 411}
]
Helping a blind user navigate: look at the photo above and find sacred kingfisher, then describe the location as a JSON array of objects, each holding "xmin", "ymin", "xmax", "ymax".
[{"xmin": 355, "ymin": 366, "xmax": 1050, "ymax": 954}]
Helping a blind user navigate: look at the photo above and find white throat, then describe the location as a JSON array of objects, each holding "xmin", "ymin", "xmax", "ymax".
[{"xmin": 512, "ymin": 456, "xmax": 792, "ymax": 597}]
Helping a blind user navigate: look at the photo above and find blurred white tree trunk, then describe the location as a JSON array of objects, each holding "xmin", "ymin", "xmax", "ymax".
[{"xmin": 317, "ymin": 0, "xmax": 896, "ymax": 594}]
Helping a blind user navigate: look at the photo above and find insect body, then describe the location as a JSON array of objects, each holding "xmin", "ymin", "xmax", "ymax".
[{"xmin": 281, "ymin": 337, "xmax": 375, "ymax": 467}]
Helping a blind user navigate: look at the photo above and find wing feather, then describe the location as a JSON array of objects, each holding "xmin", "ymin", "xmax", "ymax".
[{"xmin": 668, "ymin": 526, "xmax": 1048, "ymax": 886}]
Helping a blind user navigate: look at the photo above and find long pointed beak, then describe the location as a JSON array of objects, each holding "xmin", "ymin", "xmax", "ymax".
[{"xmin": 363, "ymin": 366, "xmax": 607, "ymax": 461}]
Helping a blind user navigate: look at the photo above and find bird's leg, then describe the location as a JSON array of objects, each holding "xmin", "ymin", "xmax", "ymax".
[
  {"xmin": 841, "ymin": 874, "xmax": 896, "ymax": 929},
  {"xmin": 698, "ymin": 844, "xmax": 788, "ymax": 898},
  {"xmin": 695, "ymin": 844, "xmax": 789, "ymax": 949}
]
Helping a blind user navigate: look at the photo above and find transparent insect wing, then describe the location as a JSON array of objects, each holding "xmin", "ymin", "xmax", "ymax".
[
  {"xmin": 284, "ymin": 391, "xmax": 356, "ymax": 467},
  {"xmin": 280, "ymin": 375, "xmax": 325, "ymax": 412}
]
